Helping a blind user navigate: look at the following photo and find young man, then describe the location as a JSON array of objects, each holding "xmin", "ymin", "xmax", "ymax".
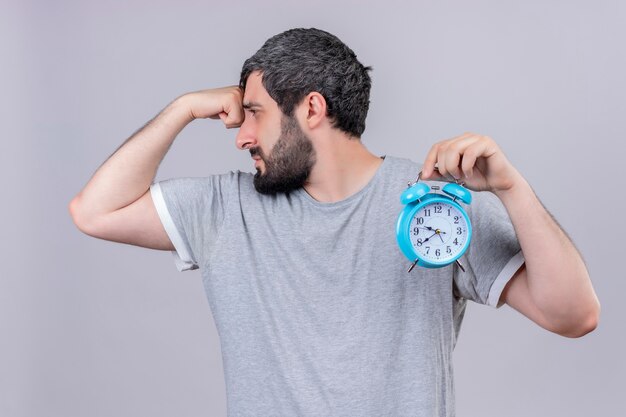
[{"xmin": 69, "ymin": 28, "xmax": 599, "ymax": 416}]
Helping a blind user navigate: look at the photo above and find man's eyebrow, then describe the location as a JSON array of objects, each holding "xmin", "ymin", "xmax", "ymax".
[{"xmin": 242, "ymin": 101, "xmax": 263, "ymax": 109}]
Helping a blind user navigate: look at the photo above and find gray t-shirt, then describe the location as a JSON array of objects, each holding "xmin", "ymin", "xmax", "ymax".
[{"xmin": 150, "ymin": 155, "xmax": 524, "ymax": 417}]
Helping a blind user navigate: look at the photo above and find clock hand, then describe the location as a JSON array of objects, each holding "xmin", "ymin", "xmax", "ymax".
[
  {"xmin": 423, "ymin": 226, "xmax": 447, "ymax": 242},
  {"xmin": 423, "ymin": 226, "xmax": 447, "ymax": 234},
  {"xmin": 423, "ymin": 232, "xmax": 437, "ymax": 243},
  {"xmin": 421, "ymin": 226, "xmax": 447, "ymax": 237}
]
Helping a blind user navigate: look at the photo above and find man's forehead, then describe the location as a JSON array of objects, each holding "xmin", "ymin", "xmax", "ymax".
[{"xmin": 243, "ymin": 71, "xmax": 273, "ymax": 108}]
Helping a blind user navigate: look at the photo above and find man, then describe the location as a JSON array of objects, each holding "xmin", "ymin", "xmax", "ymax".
[{"xmin": 69, "ymin": 28, "xmax": 600, "ymax": 416}]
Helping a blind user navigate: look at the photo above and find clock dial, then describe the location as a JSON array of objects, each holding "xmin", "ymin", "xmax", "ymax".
[{"xmin": 409, "ymin": 201, "xmax": 469, "ymax": 263}]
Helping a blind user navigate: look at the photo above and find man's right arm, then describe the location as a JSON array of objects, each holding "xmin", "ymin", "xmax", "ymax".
[{"xmin": 68, "ymin": 86, "xmax": 244, "ymax": 250}]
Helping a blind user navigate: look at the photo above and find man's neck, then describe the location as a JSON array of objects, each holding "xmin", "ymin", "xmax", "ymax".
[{"xmin": 302, "ymin": 135, "xmax": 384, "ymax": 203}]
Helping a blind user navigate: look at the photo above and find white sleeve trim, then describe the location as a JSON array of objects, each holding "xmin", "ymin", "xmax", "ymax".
[
  {"xmin": 150, "ymin": 182, "xmax": 198, "ymax": 272},
  {"xmin": 487, "ymin": 250, "xmax": 525, "ymax": 308}
]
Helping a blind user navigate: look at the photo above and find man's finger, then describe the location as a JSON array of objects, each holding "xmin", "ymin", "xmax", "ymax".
[
  {"xmin": 422, "ymin": 142, "xmax": 443, "ymax": 179},
  {"xmin": 443, "ymin": 136, "xmax": 481, "ymax": 179},
  {"xmin": 422, "ymin": 133, "xmax": 473, "ymax": 179},
  {"xmin": 219, "ymin": 111, "xmax": 243, "ymax": 129}
]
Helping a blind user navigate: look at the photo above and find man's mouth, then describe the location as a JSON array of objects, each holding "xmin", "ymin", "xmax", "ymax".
[
  {"xmin": 250, "ymin": 148, "xmax": 263, "ymax": 166},
  {"xmin": 252, "ymin": 156, "xmax": 263, "ymax": 169}
]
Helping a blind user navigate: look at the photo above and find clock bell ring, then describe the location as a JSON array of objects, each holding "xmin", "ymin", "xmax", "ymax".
[{"xmin": 396, "ymin": 168, "xmax": 473, "ymax": 273}]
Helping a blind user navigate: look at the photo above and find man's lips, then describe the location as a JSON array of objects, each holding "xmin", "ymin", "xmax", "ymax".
[{"xmin": 250, "ymin": 149, "xmax": 263, "ymax": 168}]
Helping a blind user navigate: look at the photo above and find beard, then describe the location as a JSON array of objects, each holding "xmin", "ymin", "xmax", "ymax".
[{"xmin": 250, "ymin": 114, "xmax": 316, "ymax": 195}]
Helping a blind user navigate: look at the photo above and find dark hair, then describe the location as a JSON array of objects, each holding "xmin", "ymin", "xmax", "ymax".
[{"xmin": 239, "ymin": 28, "xmax": 373, "ymax": 138}]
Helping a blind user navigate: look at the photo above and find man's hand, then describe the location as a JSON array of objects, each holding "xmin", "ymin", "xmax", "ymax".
[
  {"xmin": 181, "ymin": 85, "xmax": 245, "ymax": 129},
  {"xmin": 420, "ymin": 132, "xmax": 524, "ymax": 196}
]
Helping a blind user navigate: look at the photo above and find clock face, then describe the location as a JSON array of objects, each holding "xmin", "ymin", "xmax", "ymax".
[{"xmin": 409, "ymin": 200, "xmax": 470, "ymax": 264}]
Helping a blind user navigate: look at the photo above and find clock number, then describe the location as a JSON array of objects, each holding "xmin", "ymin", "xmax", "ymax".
[
  {"xmin": 457, "ymin": 227, "xmax": 462, "ymax": 235},
  {"xmin": 435, "ymin": 249, "xmax": 441, "ymax": 257},
  {"xmin": 434, "ymin": 205, "xmax": 442, "ymax": 214},
  {"xmin": 447, "ymin": 246, "xmax": 452, "ymax": 254},
  {"xmin": 424, "ymin": 209, "xmax": 431, "ymax": 217},
  {"xmin": 447, "ymin": 208, "xmax": 451, "ymax": 216},
  {"xmin": 453, "ymin": 238, "xmax": 459, "ymax": 246},
  {"xmin": 416, "ymin": 238, "xmax": 423, "ymax": 247},
  {"xmin": 413, "ymin": 227, "xmax": 419, "ymax": 236},
  {"xmin": 425, "ymin": 246, "xmax": 430, "ymax": 254},
  {"xmin": 454, "ymin": 216, "xmax": 460, "ymax": 224},
  {"xmin": 417, "ymin": 217, "xmax": 424, "ymax": 224}
]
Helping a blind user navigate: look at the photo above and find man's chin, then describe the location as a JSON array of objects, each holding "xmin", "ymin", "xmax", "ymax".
[
  {"xmin": 253, "ymin": 171, "xmax": 272, "ymax": 194},
  {"xmin": 253, "ymin": 172, "xmax": 307, "ymax": 195}
]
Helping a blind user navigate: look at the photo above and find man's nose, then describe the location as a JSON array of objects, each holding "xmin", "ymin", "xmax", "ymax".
[{"xmin": 235, "ymin": 121, "xmax": 257, "ymax": 150}]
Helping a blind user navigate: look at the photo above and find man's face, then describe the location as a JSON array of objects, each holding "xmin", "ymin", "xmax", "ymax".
[{"xmin": 236, "ymin": 72, "xmax": 316, "ymax": 195}]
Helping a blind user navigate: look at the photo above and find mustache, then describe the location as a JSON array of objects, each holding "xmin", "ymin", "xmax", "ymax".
[{"xmin": 250, "ymin": 147, "xmax": 264, "ymax": 159}]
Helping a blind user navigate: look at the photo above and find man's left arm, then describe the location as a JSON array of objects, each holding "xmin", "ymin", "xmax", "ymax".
[{"xmin": 421, "ymin": 132, "xmax": 600, "ymax": 338}]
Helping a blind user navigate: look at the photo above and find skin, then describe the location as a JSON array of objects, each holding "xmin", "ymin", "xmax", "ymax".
[{"xmin": 70, "ymin": 71, "xmax": 600, "ymax": 338}]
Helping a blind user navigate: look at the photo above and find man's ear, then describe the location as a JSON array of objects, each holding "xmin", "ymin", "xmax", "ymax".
[{"xmin": 301, "ymin": 92, "xmax": 327, "ymax": 130}]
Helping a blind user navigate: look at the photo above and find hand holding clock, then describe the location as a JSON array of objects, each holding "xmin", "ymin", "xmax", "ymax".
[
  {"xmin": 420, "ymin": 132, "xmax": 524, "ymax": 196},
  {"xmin": 398, "ymin": 133, "xmax": 523, "ymax": 268},
  {"xmin": 412, "ymin": 133, "xmax": 600, "ymax": 333}
]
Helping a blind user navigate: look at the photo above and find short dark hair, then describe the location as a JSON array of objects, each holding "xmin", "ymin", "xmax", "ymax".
[{"xmin": 239, "ymin": 28, "xmax": 373, "ymax": 138}]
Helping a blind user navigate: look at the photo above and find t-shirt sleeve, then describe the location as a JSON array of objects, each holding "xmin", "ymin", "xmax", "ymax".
[
  {"xmin": 453, "ymin": 189, "xmax": 525, "ymax": 308},
  {"xmin": 149, "ymin": 172, "xmax": 239, "ymax": 272}
]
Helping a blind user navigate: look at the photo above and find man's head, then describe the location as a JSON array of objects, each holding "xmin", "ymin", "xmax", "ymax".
[
  {"xmin": 239, "ymin": 27, "xmax": 373, "ymax": 138},
  {"xmin": 236, "ymin": 28, "xmax": 373, "ymax": 195}
]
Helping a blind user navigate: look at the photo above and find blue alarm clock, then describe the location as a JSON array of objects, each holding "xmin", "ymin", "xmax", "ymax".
[{"xmin": 396, "ymin": 169, "xmax": 473, "ymax": 272}]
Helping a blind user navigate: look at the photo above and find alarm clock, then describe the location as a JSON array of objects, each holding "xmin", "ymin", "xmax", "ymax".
[{"xmin": 396, "ymin": 170, "xmax": 473, "ymax": 272}]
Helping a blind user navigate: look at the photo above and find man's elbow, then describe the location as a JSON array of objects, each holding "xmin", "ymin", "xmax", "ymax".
[
  {"xmin": 68, "ymin": 196, "xmax": 96, "ymax": 236},
  {"xmin": 558, "ymin": 303, "xmax": 601, "ymax": 338}
]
